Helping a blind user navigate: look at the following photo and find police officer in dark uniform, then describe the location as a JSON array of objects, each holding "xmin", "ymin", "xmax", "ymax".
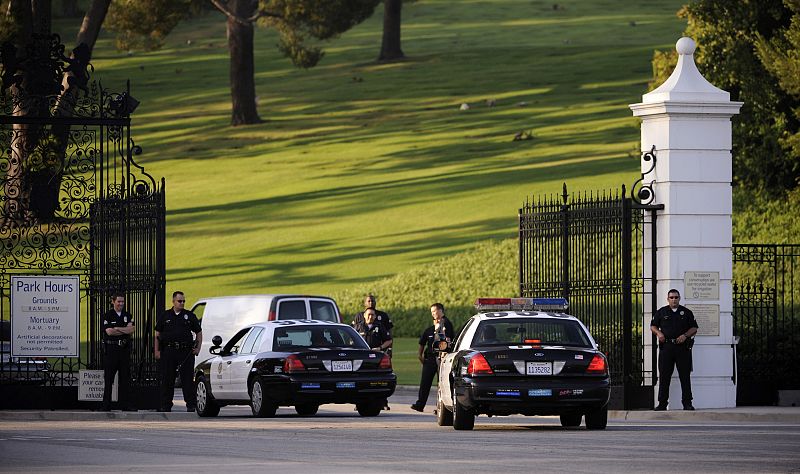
[
  {"xmin": 352, "ymin": 294, "xmax": 393, "ymax": 333},
  {"xmin": 154, "ymin": 291, "xmax": 202, "ymax": 412},
  {"xmin": 650, "ymin": 289, "xmax": 699, "ymax": 411},
  {"xmin": 356, "ymin": 308, "xmax": 393, "ymax": 352},
  {"xmin": 101, "ymin": 293, "xmax": 136, "ymax": 411},
  {"xmin": 411, "ymin": 303, "xmax": 455, "ymax": 412}
]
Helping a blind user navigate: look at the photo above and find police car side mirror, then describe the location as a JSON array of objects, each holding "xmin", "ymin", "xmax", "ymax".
[{"xmin": 212, "ymin": 335, "xmax": 223, "ymax": 346}]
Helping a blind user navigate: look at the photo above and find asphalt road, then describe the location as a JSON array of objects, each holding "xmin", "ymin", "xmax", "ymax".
[{"xmin": 1, "ymin": 393, "xmax": 799, "ymax": 473}]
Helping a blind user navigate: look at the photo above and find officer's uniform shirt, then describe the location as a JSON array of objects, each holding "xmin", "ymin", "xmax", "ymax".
[
  {"xmin": 419, "ymin": 317, "xmax": 455, "ymax": 359},
  {"xmin": 352, "ymin": 309, "xmax": 393, "ymax": 331},
  {"xmin": 650, "ymin": 305, "xmax": 698, "ymax": 341},
  {"xmin": 155, "ymin": 308, "xmax": 201, "ymax": 344},
  {"xmin": 357, "ymin": 322, "xmax": 392, "ymax": 350},
  {"xmin": 103, "ymin": 310, "xmax": 134, "ymax": 343}
]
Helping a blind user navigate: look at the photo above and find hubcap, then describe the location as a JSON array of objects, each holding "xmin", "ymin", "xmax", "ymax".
[
  {"xmin": 252, "ymin": 382, "xmax": 262, "ymax": 411},
  {"xmin": 197, "ymin": 382, "xmax": 207, "ymax": 411}
]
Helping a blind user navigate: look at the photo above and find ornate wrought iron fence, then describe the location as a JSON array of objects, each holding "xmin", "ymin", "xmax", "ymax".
[
  {"xmin": 0, "ymin": 34, "xmax": 165, "ymax": 408},
  {"xmin": 732, "ymin": 244, "xmax": 800, "ymax": 405},
  {"xmin": 519, "ymin": 179, "xmax": 661, "ymax": 410}
]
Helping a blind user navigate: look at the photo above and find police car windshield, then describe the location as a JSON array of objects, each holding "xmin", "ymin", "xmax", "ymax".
[
  {"xmin": 273, "ymin": 326, "xmax": 369, "ymax": 351},
  {"xmin": 472, "ymin": 319, "xmax": 592, "ymax": 348}
]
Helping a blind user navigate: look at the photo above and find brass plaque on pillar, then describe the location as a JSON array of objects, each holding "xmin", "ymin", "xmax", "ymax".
[
  {"xmin": 685, "ymin": 304, "xmax": 719, "ymax": 336},
  {"xmin": 684, "ymin": 271, "xmax": 720, "ymax": 300}
]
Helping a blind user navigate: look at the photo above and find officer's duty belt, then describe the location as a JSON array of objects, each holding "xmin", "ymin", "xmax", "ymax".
[
  {"xmin": 104, "ymin": 339, "xmax": 130, "ymax": 347},
  {"xmin": 163, "ymin": 341, "xmax": 194, "ymax": 349}
]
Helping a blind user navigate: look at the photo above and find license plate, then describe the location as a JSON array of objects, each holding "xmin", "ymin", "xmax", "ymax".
[
  {"xmin": 331, "ymin": 360, "xmax": 353, "ymax": 372},
  {"xmin": 529, "ymin": 389, "xmax": 552, "ymax": 397},
  {"xmin": 527, "ymin": 361, "xmax": 553, "ymax": 375}
]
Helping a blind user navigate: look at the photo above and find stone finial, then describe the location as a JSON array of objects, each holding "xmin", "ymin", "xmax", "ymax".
[{"xmin": 642, "ymin": 37, "xmax": 730, "ymax": 104}]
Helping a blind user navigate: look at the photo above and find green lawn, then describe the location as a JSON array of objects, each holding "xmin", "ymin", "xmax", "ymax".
[
  {"xmin": 76, "ymin": 0, "xmax": 686, "ymax": 302},
  {"xmin": 391, "ymin": 337, "xmax": 422, "ymax": 386}
]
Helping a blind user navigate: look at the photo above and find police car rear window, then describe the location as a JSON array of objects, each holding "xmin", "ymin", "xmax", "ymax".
[
  {"xmin": 273, "ymin": 326, "xmax": 368, "ymax": 350},
  {"xmin": 472, "ymin": 319, "xmax": 592, "ymax": 348}
]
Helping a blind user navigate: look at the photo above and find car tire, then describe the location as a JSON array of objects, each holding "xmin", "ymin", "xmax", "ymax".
[
  {"xmin": 250, "ymin": 378, "xmax": 277, "ymax": 417},
  {"xmin": 356, "ymin": 400, "xmax": 383, "ymax": 417},
  {"xmin": 195, "ymin": 376, "xmax": 220, "ymax": 417},
  {"xmin": 437, "ymin": 393, "xmax": 453, "ymax": 426},
  {"xmin": 295, "ymin": 404, "xmax": 319, "ymax": 416},
  {"xmin": 585, "ymin": 406, "xmax": 608, "ymax": 430},
  {"xmin": 559, "ymin": 414, "xmax": 582, "ymax": 427},
  {"xmin": 452, "ymin": 386, "xmax": 474, "ymax": 431}
]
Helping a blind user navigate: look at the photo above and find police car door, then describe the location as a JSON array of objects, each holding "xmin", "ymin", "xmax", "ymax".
[
  {"xmin": 439, "ymin": 317, "xmax": 476, "ymax": 407},
  {"xmin": 212, "ymin": 327, "xmax": 251, "ymax": 398},
  {"xmin": 228, "ymin": 327, "xmax": 264, "ymax": 399}
]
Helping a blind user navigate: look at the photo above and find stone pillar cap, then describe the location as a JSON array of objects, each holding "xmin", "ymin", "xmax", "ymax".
[{"xmin": 642, "ymin": 37, "xmax": 730, "ymax": 103}]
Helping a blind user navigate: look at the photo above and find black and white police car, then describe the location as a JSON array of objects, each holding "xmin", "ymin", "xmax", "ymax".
[
  {"xmin": 193, "ymin": 320, "xmax": 396, "ymax": 417},
  {"xmin": 435, "ymin": 298, "xmax": 610, "ymax": 430}
]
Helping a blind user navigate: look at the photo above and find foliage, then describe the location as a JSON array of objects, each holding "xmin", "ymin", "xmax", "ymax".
[
  {"xmin": 332, "ymin": 239, "xmax": 518, "ymax": 338},
  {"xmin": 755, "ymin": 0, "xmax": 800, "ymax": 165},
  {"xmin": 650, "ymin": 0, "xmax": 800, "ymax": 191},
  {"xmin": 264, "ymin": 0, "xmax": 381, "ymax": 68},
  {"xmin": 106, "ymin": 0, "xmax": 195, "ymax": 51}
]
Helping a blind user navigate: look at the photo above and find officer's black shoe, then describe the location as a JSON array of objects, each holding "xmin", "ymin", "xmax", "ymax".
[
  {"xmin": 410, "ymin": 404, "xmax": 424, "ymax": 412},
  {"xmin": 654, "ymin": 404, "xmax": 668, "ymax": 411},
  {"xmin": 683, "ymin": 403, "xmax": 695, "ymax": 411}
]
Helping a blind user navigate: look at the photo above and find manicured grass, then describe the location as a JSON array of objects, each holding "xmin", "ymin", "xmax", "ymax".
[
  {"xmin": 391, "ymin": 337, "xmax": 422, "ymax": 386},
  {"xmin": 46, "ymin": 2, "xmax": 689, "ymax": 321}
]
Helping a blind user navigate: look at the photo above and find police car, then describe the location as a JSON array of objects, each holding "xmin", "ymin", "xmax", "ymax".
[
  {"xmin": 194, "ymin": 320, "xmax": 396, "ymax": 417},
  {"xmin": 435, "ymin": 298, "xmax": 610, "ymax": 430}
]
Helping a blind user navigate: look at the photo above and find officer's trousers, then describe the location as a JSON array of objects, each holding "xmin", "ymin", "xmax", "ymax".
[
  {"xmin": 103, "ymin": 343, "xmax": 131, "ymax": 408},
  {"xmin": 416, "ymin": 358, "xmax": 438, "ymax": 408},
  {"xmin": 657, "ymin": 342, "xmax": 693, "ymax": 404},
  {"xmin": 159, "ymin": 347, "xmax": 196, "ymax": 410}
]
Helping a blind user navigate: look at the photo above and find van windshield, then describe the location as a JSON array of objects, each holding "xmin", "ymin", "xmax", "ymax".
[{"xmin": 310, "ymin": 301, "xmax": 338, "ymax": 322}]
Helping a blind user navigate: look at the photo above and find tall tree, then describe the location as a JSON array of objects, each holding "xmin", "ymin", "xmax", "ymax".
[
  {"xmin": 378, "ymin": 0, "xmax": 404, "ymax": 61},
  {"xmin": 650, "ymin": 0, "xmax": 799, "ymax": 191},
  {"xmin": 108, "ymin": 0, "xmax": 381, "ymax": 126}
]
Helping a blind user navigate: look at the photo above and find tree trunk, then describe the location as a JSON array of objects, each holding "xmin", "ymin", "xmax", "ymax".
[
  {"xmin": 227, "ymin": 0, "xmax": 261, "ymax": 126},
  {"xmin": 378, "ymin": 0, "xmax": 404, "ymax": 61},
  {"xmin": 76, "ymin": 0, "xmax": 111, "ymax": 51}
]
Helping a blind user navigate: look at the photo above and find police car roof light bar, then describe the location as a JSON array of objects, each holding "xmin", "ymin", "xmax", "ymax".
[{"xmin": 474, "ymin": 297, "xmax": 569, "ymax": 312}]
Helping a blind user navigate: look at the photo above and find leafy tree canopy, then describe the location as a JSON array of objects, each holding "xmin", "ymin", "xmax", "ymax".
[{"xmin": 651, "ymin": 0, "xmax": 799, "ymax": 192}]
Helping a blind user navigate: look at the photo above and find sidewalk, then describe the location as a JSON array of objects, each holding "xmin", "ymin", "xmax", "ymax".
[{"xmin": 0, "ymin": 385, "xmax": 798, "ymax": 423}]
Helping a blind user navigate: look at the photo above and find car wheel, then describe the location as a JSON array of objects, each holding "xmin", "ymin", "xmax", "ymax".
[
  {"xmin": 250, "ymin": 379, "xmax": 277, "ymax": 417},
  {"xmin": 437, "ymin": 392, "xmax": 453, "ymax": 426},
  {"xmin": 356, "ymin": 400, "xmax": 382, "ymax": 417},
  {"xmin": 559, "ymin": 414, "xmax": 582, "ymax": 427},
  {"xmin": 295, "ymin": 404, "xmax": 319, "ymax": 416},
  {"xmin": 585, "ymin": 406, "xmax": 608, "ymax": 430},
  {"xmin": 452, "ymin": 386, "xmax": 474, "ymax": 431},
  {"xmin": 195, "ymin": 376, "xmax": 220, "ymax": 417}
]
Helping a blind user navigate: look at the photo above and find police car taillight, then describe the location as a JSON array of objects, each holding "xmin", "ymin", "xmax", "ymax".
[
  {"xmin": 474, "ymin": 297, "xmax": 569, "ymax": 312},
  {"xmin": 586, "ymin": 354, "xmax": 607, "ymax": 374},
  {"xmin": 284, "ymin": 354, "xmax": 305, "ymax": 373},
  {"xmin": 466, "ymin": 353, "xmax": 494, "ymax": 375},
  {"xmin": 379, "ymin": 354, "xmax": 392, "ymax": 369}
]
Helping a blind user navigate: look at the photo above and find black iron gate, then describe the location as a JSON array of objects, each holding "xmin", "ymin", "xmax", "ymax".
[
  {"xmin": 0, "ymin": 34, "xmax": 165, "ymax": 409},
  {"xmin": 732, "ymin": 244, "xmax": 800, "ymax": 405},
  {"xmin": 519, "ymin": 174, "xmax": 661, "ymax": 410}
]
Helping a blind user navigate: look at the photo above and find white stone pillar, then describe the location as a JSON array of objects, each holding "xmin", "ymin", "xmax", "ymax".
[{"xmin": 630, "ymin": 38, "xmax": 742, "ymax": 409}]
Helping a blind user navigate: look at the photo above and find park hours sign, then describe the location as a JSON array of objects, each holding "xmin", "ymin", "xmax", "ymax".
[{"xmin": 11, "ymin": 275, "xmax": 79, "ymax": 357}]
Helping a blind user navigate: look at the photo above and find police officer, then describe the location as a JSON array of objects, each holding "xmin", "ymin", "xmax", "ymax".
[
  {"xmin": 154, "ymin": 291, "xmax": 202, "ymax": 412},
  {"xmin": 356, "ymin": 308, "xmax": 393, "ymax": 352},
  {"xmin": 101, "ymin": 293, "xmax": 136, "ymax": 411},
  {"xmin": 410, "ymin": 303, "xmax": 455, "ymax": 412},
  {"xmin": 352, "ymin": 294, "xmax": 393, "ymax": 333},
  {"xmin": 651, "ymin": 289, "xmax": 699, "ymax": 411}
]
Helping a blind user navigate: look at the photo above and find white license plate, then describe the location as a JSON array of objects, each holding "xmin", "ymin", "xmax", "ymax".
[
  {"xmin": 526, "ymin": 361, "xmax": 553, "ymax": 375},
  {"xmin": 331, "ymin": 360, "xmax": 353, "ymax": 372}
]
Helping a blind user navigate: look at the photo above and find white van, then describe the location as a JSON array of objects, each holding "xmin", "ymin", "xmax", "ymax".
[{"xmin": 190, "ymin": 294, "xmax": 342, "ymax": 361}]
